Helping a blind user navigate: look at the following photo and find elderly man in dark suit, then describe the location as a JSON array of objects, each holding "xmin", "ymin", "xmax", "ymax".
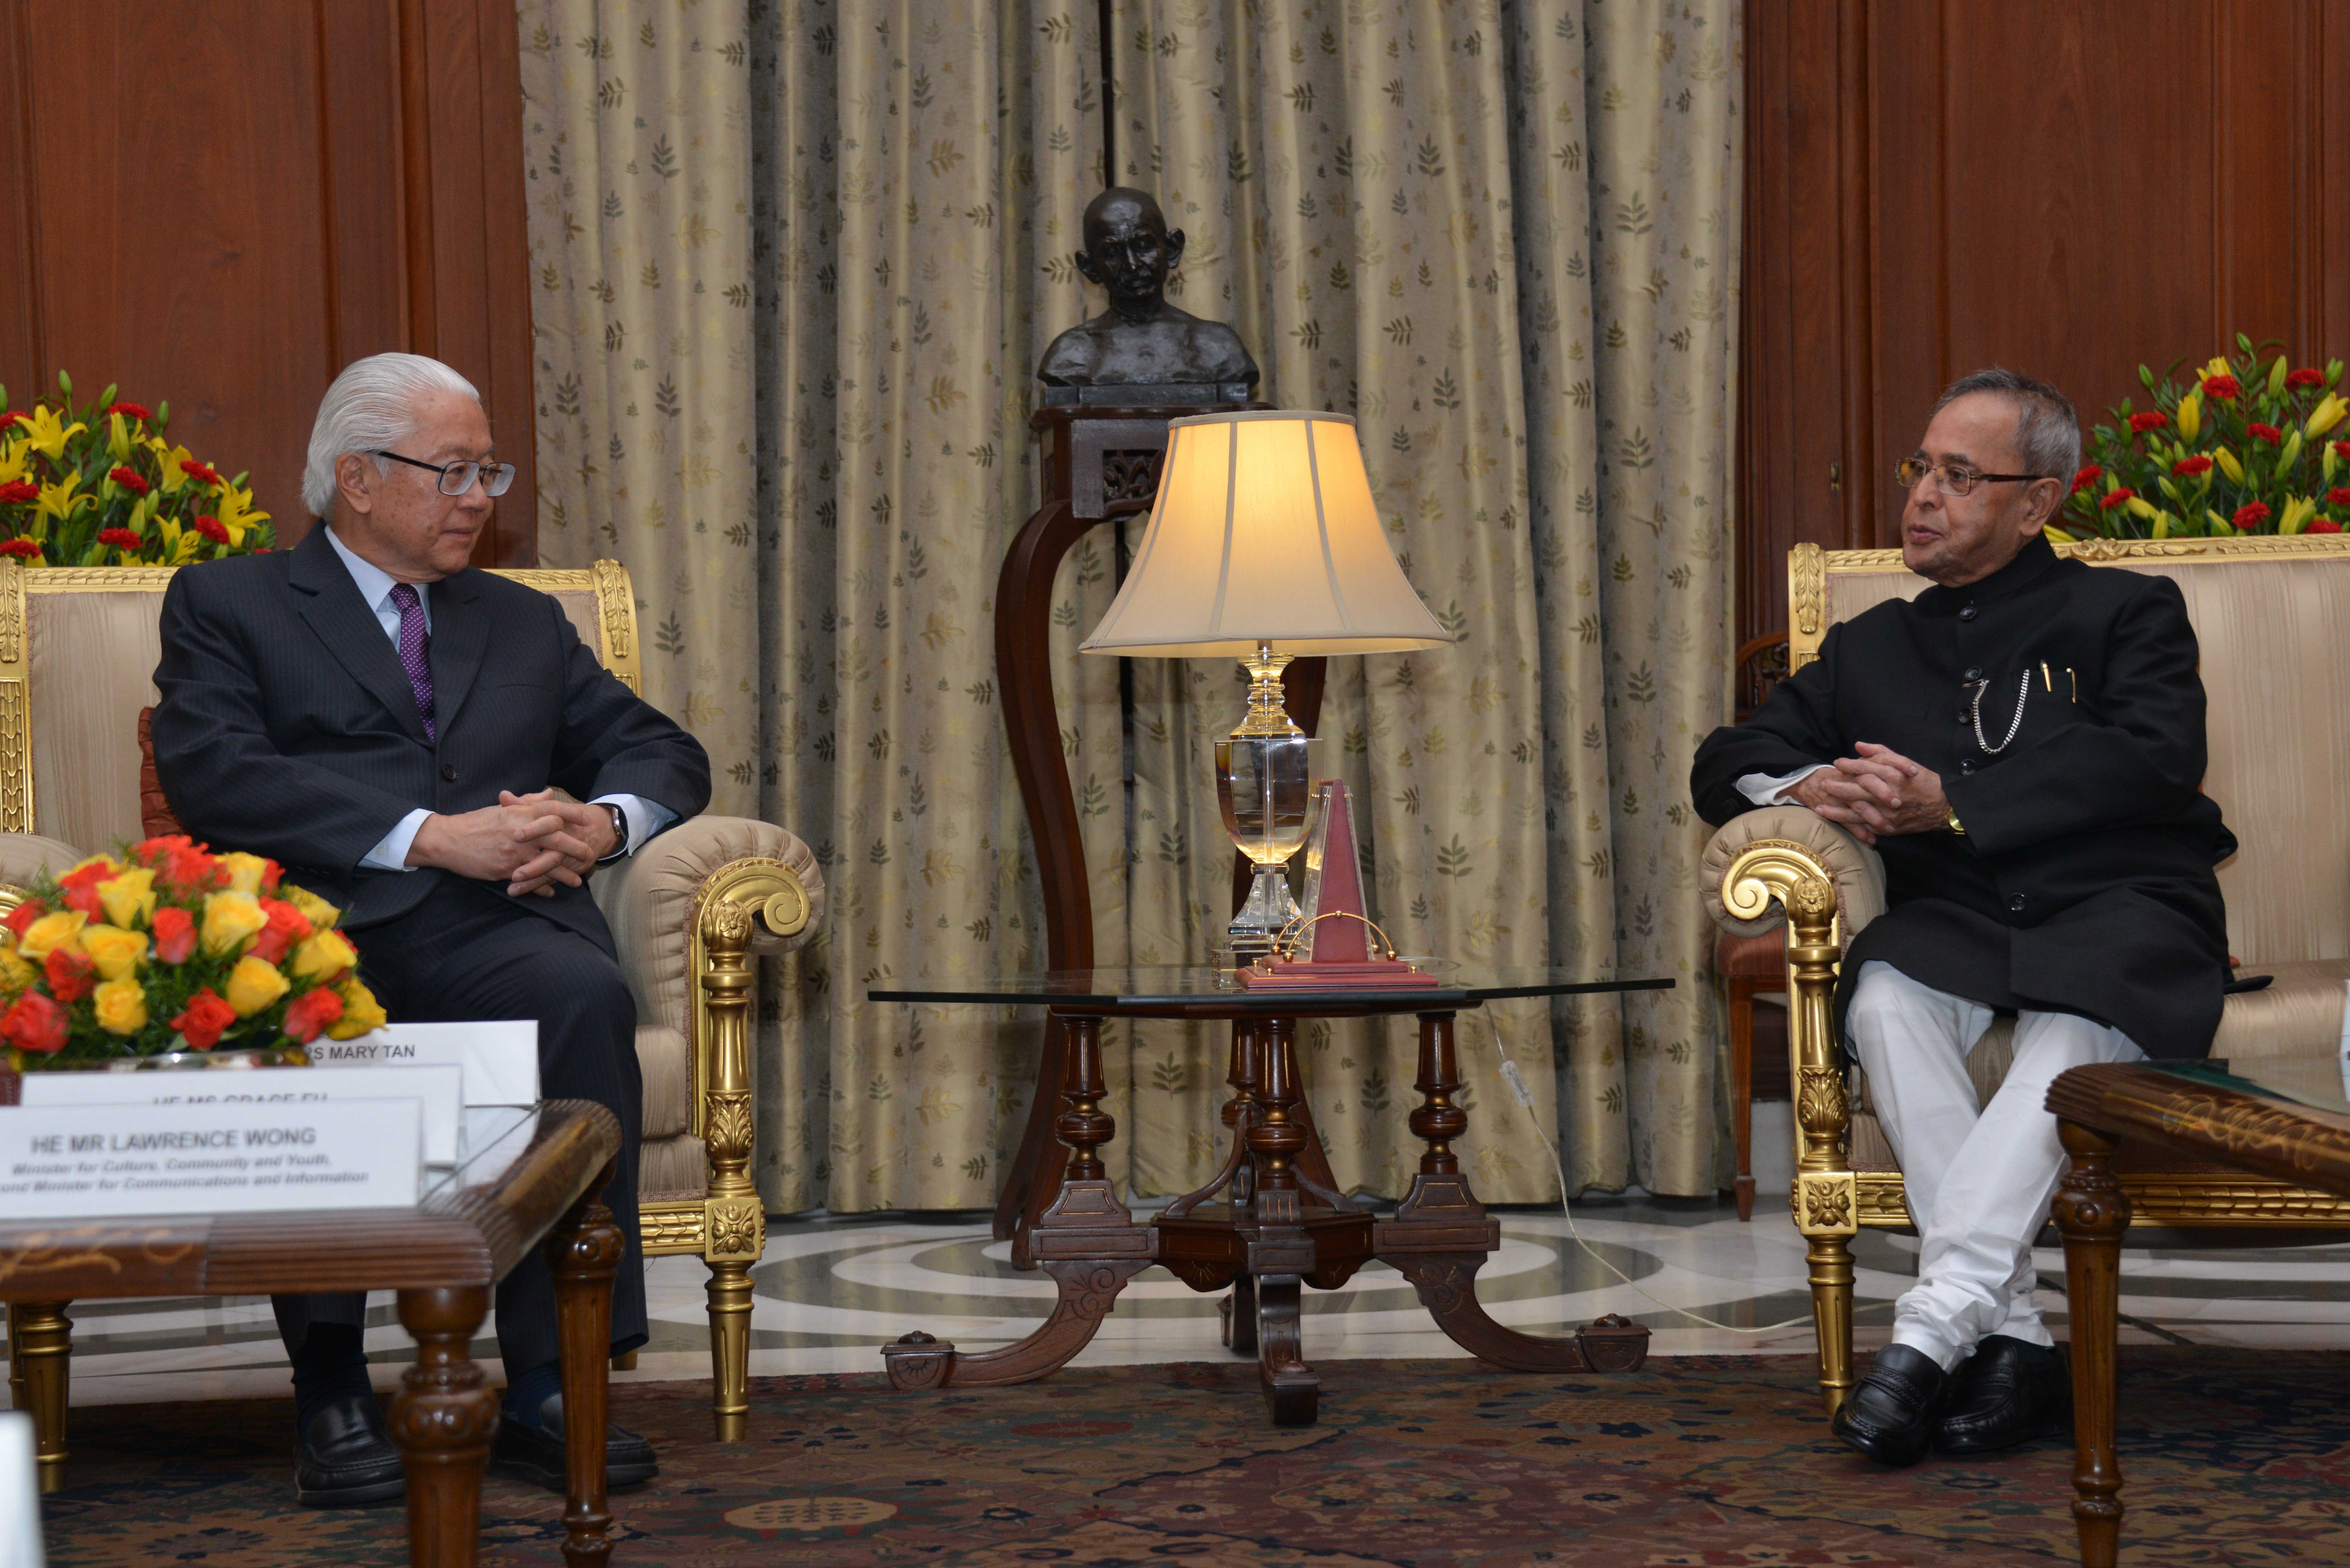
[
  {"xmin": 152, "ymin": 352, "xmax": 710, "ymax": 1506},
  {"xmin": 1691, "ymin": 370, "xmax": 2233, "ymax": 1467}
]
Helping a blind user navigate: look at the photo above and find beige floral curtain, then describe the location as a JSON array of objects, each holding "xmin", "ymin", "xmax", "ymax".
[{"xmin": 519, "ymin": 0, "xmax": 1740, "ymax": 1210}]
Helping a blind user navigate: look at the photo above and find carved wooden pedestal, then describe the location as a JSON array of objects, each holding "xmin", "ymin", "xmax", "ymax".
[{"xmin": 884, "ymin": 1001, "xmax": 1652, "ymax": 1426}]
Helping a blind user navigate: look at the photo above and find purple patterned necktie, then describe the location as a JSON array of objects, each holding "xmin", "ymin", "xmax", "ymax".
[{"xmin": 389, "ymin": 582, "xmax": 436, "ymax": 741}]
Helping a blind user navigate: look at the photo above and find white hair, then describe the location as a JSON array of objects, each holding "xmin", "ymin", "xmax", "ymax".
[{"xmin": 302, "ymin": 353, "xmax": 481, "ymax": 516}]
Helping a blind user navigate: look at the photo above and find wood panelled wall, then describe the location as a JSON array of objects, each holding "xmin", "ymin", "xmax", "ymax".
[
  {"xmin": 0, "ymin": 0, "xmax": 539, "ymax": 563},
  {"xmin": 1738, "ymin": 0, "xmax": 2350, "ymax": 647}
]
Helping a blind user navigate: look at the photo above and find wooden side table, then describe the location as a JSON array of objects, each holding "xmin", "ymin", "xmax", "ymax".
[
  {"xmin": 1, "ymin": 1098, "xmax": 624, "ymax": 1568},
  {"xmin": 2047, "ymin": 1061, "xmax": 2350, "ymax": 1568},
  {"xmin": 873, "ymin": 967, "xmax": 1670, "ymax": 1426}
]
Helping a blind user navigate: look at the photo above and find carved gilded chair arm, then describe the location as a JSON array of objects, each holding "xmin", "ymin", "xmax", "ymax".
[{"xmin": 1700, "ymin": 805, "xmax": 1885, "ymax": 939}]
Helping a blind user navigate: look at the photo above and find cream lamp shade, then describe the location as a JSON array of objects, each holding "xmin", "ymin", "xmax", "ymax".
[{"xmin": 1078, "ymin": 410, "xmax": 1454, "ymax": 658}]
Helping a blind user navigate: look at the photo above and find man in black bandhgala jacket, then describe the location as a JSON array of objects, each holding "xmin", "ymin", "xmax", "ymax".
[
  {"xmin": 1690, "ymin": 370, "xmax": 2232, "ymax": 1467},
  {"xmin": 153, "ymin": 353, "xmax": 710, "ymax": 1507}
]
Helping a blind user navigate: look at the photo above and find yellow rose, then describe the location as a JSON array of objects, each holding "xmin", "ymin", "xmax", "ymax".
[
  {"xmin": 201, "ymin": 891, "xmax": 269, "ymax": 956},
  {"xmin": 216, "ymin": 852, "xmax": 274, "ymax": 897},
  {"xmin": 0, "ymin": 947, "xmax": 36, "ymax": 997},
  {"xmin": 92, "ymin": 975, "xmax": 148, "ymax": 1036},
  {"xmin": 224, "ymin": 954, "xmax": 292, "ymax": 1017},
  {"xmin": 97, "ymin": 867, "xmax": 158, "ymax": 929},
  {"xmin": 80, "ymin": 923, "xmax": 149, "ymax": 981},
  {"xmin": 280, "ymin": 885, "xmax": 341, "ymax": 930},
  {"xmin": 327, "ymin": 977, "xmax": 389, "ymax": 1040},
  {"xmin": 17, "ymin": 909, "xmax": 87, "ymax": 960},
  {"xmin": 291, "ymin": 930, "xmax": 359, "ymax": 983}
]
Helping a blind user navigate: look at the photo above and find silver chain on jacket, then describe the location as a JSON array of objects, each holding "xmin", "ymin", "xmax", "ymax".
[{"xmin": 1968, "ymin": 670, "xmax": 2030, "ymax": 755}]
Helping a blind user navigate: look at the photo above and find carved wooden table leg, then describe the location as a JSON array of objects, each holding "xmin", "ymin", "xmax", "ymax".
[
  {"xmin": 1374, "ymin": 1012, "xmax": 1649, "ymax": 1374},
  {"xmin": 547, "ymin": 1160, "xmax": 623, "ymax": 1568},
  {"xmin": 884, "ymin": 1014, "xmax": 1152, "ymax": 1389},
  {"xmin": 2053, "ymin": 1119, "xmax": 2130, "ymax": 1568},
  {"xmin": 11, "ymin": 1300, "xmax": 69, "ymax": 1493},
  {"xmin": 1246, "ymin": 1017, "xmax": 1320, "ymax": 1425},
  {"xmin": 392, "ymin": 1285, "xmax": 500, "ymax": 1568}
]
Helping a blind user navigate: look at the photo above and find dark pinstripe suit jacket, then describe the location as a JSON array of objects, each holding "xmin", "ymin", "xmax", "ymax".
[{"xmin": 151, "ymin": 525, "xmax": 710, "ymax": 944}]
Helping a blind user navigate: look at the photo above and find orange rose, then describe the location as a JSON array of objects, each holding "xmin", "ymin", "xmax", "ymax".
[
  {"xmin": 247, "ymin": 899, "xmax": 313, "ymax": 965},
  {"xmin": 151, "ymin": 906, "xmax": 197, "ymax": 964},
  {"xmin": 280, "ymin": 987, "xmax": 344, "ymax": 1045},
  {"xmin": 169, "ymin": 988, "xmax": 237, "ymax": 1050},
  {"xmin": 0, "ymin": 992, "xmax": 67, "ymax": 1053}
]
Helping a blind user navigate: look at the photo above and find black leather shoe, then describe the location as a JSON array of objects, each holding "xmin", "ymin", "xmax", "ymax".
[
  {"xmin": 294, "ymin": 1391, "xmax": 405, "ymax": 1507},
  {"xmin": 1935, "ymin": 1335, "xmax": 2072, "ymax": 1454},
  {"xmin": 488, "ymin": 1392, "xmax": 658, "ymax": 1493},
  {"xmin": 1830, "ymin": 1344, "xmax": 1949, "ymax": 1467}
]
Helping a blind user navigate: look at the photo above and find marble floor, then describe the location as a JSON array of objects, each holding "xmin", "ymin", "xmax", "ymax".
[{"xmin": 14, "ymin": 1187, "xmax": 2350, "ymax": 1412}]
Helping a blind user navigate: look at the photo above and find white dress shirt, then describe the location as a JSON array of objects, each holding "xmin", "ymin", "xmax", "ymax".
[{"xmin": 324, "ymin": 527, "xmax": 673, "ymax": 871}]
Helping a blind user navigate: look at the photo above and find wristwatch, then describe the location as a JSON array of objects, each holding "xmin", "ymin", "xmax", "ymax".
[{"xmin": 598, "ymin": 802, "xmax": 630, "ymax": 863}]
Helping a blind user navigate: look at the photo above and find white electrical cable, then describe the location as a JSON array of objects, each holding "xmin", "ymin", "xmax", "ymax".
[{"xmin": 1480, "ymin": 1013, "xmax": 1816, "ymax": 1336}]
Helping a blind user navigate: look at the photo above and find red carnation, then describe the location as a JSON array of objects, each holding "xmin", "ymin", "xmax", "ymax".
[
  {"xmin": 2232, "ymin": 501, "xmax": 2272, "ymax": 530},
  {"xmin": 2331, "ymin": 487, "xmax": 2350, "ymax": 507},
  {"xmin": 2128, "ymin": 411, "xmax": 2168, "ymax": 434},
  {"xmin": 0, "ymin": 482, "xmax": 35, "ymax": 506},
  {"xmin": 180, "ymin": 459, "xmax": 223, "ymax": 487},
  {"xmin": 2248, "ymin": 422, "xmax": 2283, "ymax": 446},
  {"xmin": 2070, "ymin": 464, "xmax": 2102, "ymax": 495},
  {"xmin": 0, "ymin": 540, "xmax": 40, "ymax": 560},
  {"xmin": 2203, "ymin": 373, "xmax": 2241, "ymax": 401},
  {"xmin": 107, "ymin": 465, "xmax": 149, "ymax": 495},
  {"xmin": 97, "ymin": 528, "xmax": 140, "ymax": 551},
  {"xmin": 2311, "ymin": 519, "xmax": 2346, "ymax": 535},
  {"xmin": 2100, "ymin": 488, "xmax": 2135, "ymax": 510},
  {"xmin": 280, "ymin": 987, "xmax": 345, "ymax": 1046},
  {"xmin": 0, "ymin": 411, "xmax": 26, "ymax": 430},
  {"xmin": 248, "ymin": 898, "xmax": 313, "ymax": 966},
  {"xmin": 2336, "ymin": 441, "xmax": 2350, "ymax": 461},
  {"xmin": 169, "ymin": 989, "xmax": 238, "ymax": 1051},
  {"xmin": 42, "ymin": 947, "xmax": 95, "ymax": 1005},
  {"xmin": 2286, "ymin": 368, "xmax": 2325, "ymax": 392},
  {"xmin": 104, "ymin": 401, "xmax": 153, "ymax": 420},
  {"xmin": 0, "ymin": 992, "xmax": 68, "ymax": 1054},
  {"xmin": 2172, "ymin": 454, "xmax": 2215, "ymax": 478},
  {"xmin": 151, "ymin": 905, "xmax": 196, "ymax": 965},
  {"xmin": 3, "ymin": 901, "xmax": 45, "ymax": 939},
  {"xmin": 193, "ymin": 515, "xmax": 231, "ymax": 545}
]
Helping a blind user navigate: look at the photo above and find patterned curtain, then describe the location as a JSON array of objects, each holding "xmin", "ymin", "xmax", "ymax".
[{"xmin": 518, "ymin": 0, "xmax": 1740, "ymax": 1210}]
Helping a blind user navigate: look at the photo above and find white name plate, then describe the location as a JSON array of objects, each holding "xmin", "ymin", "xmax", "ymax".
[
  {"xmin": 21, "ymin": 1064, "xmax": 463, "ymax": 1165},
  {"xmin": 309, "ymin": 1021, "xmax": 539, "ymax": 1107},
  {"xmin": 0, "ymin": 1099, "xmax": 422, "ymax": 1218}
]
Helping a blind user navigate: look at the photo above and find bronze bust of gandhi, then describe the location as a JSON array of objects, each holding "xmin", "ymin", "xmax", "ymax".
[{"xmin": 1037, "ymin": 187, "xmax": 1259, "ymax": 405}]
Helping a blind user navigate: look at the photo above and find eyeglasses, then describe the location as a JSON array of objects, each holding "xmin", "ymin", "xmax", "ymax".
[
  {"xmin": 375, "ymin": 450, "xmax": 517, "ymax": 498},
  {"xmin": 1893, "ymin": 457, "xmax": 2043, "ymax": 497}
]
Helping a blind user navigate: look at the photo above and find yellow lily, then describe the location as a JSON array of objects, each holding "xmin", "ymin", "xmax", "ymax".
[
  {"xmin": 2267, "ymin": 354, "xmax": 2291, "ymax": 399},
  {"xmin": 2213, "ymin": 447, "xmax": 2245, "ymax": 485},
  {"xmin": 33, "ymin": 471, "xmax": 89, "ymax": 526},
  {"xmin": 2043, "ymin": 523, "xmax": 2077, "ymax": 544},
  {"xmin": 211, "ymin": 482, "xmax": 268, "ymax": 546},
  {"xmin": 19, "ymin": 406, "xmax": 84, "ymax": 461},
  {"xmin": 2204, "ymin": 356, "xmax": 2233, "ymax": 381},
  {"xmin": 2279, "ymin": 496, "xmax": 2319, "ymax": 535},
  {"xmin": 0, "ymin": 439, "xmax": 27, "ymax": 488},
  {"xmin": 2176, "ymin": 388, "xmax": 2202, "ymax": 444},
  {"xmin": 2306, "ymin": 392, "xmax": 2347, "ymax": 439},
  {"xmin": 2207, "ymin": 508, "xmax": 2233, "ymax": 534},
  {"xmin": 2152, "ymin": 510, "xmax": 2180, "ymax": 538},
  {"xmin": 106, "ymin": 412, "xmax": 131, "ymax": 465},
  {"xmin": 153, "ymin": 442, "xmax": 195, "ymax": 490},
  {"xmin": 2280, "ymin": 431, "xmax": 2304, "ymax": 472}
]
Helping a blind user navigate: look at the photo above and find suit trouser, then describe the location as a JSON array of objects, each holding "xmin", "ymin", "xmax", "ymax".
[
  {"xmin": 1846, "ymin": 960, "xmax": 2142, "ymax": 1371},
  {"xmin": 272, "ymin": 874, "xmax": 647, "ymax": 1374}
]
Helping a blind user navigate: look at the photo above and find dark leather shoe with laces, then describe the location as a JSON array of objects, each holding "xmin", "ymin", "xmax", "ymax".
[
  {"xmin": 1935, "ymin": 1334, "xmax": 2072, "ymax": 1454},
  {"xmin": 488, "ymin": 1392, "xmax": 658, "ymax": 1493},
  {"xmin": 294, "ymin": 1391, "xmax": 406, "ymax": 1507},
  {"xmin": 1830, "ymin": 1344, "xmax": 1949, "ymax": 1467}
]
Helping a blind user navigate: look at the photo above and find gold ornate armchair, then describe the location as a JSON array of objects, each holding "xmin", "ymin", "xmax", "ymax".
[
  {"xmin": 0, "ymin": 559, "xmax": 821, "ymax": 1441},
  {"xmin": 1705, "ymin": 536, "xmax": 2350, "ymax": 1413}
]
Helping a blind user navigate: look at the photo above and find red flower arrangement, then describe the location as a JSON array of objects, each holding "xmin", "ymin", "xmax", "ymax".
[
  {"xmin": 0, "ymin": 837, "xmax": 386, "ymax": 1068},
  {"xmin": 2248, "ymin": 423, "xmax": 2283, "ymax": 446},
  {"xmin": 2173, "ymin": 455, "xmax": 2215, "ymax": 477},
  {"xmin": 2100, "ymin": 489, "xmax": 2135, "ymax": 510},
  {"xmin": 2313, "ymin": 520, "xmax": 2346, "ymax": 535},
  {"xmin": 2071, "ymin": 465, "xmax": 2102, "ymax": 495},
  {"xmin": 2286, "ymin": 368, "xmax": 2326, "ymax": 392},
  {"xmin": 2128, "ymin": 411, "xmax": 2167, "ymax": 433},
  {"xmin": 2203, "ymin": 373, "xmax": 2241, "ymax": 401},
  {"xmin": 107, "ymin": 464, "xmax": 149, "ymax": 494},
  {"xmin": 2232, "ymin": 501, "xmax": 2272, "ymax": 530}
]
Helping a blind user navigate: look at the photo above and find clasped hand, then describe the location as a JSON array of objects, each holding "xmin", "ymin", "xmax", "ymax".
[
  {"xmin": 1785, "ymin": 743, "xmax": 1951, "ymax": 847},
  {"xmin": 406, "ymin": 789, "xmax": 618, "ymax": 897}
]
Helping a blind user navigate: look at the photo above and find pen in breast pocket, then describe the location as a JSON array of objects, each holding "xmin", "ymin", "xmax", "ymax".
[{"xmin": 2040, "ymin": 662, "xmax": 2051, "ymax": 693}]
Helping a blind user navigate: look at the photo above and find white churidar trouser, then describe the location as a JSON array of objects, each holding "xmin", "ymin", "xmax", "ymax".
[{"xmin": 1846, "ymin": 960, "xmax": 2144, "ymax": 1371}]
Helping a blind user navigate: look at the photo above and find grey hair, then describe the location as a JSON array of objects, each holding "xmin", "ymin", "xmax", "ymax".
[
  {"xmin": 1934, "ymin": 367, "xmax": 2081, "ymax": 482},
  {"xmin": 301, "ymin": 353, "xmax": 481, "ymax": 516}
]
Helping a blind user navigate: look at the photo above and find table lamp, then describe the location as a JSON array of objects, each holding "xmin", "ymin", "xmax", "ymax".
[{"xmin": 1080, "ymin": 410, "xmax": 1453, "ymax": 956}]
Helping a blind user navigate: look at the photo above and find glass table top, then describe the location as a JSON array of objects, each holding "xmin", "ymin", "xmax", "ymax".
[
  {"xmin": 2153, "ymin": 1058, "xmax": 2350, "ymax": 1121},
  {"xmin": 868, "ymin": 964, "xmax": 1674, "ymax": 1009}
]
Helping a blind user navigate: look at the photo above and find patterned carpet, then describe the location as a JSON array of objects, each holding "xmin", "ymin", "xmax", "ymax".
[{"xmin": 35, "ymin": 1350, "xmax": 2350, "ymax": 1566}]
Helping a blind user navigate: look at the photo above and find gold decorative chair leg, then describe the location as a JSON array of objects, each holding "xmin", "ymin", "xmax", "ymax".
[
  {"xmin": 1805, "ymin": 1234, "xmax": 1856, "ymax": 1417},
  {"xmin": 706, "ymin": 1257, "xmax": 753, "ymax": 1442},
  {"xmin": 12, "ymin": 1301, "xmax": 69, "ymax": 1493}
]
